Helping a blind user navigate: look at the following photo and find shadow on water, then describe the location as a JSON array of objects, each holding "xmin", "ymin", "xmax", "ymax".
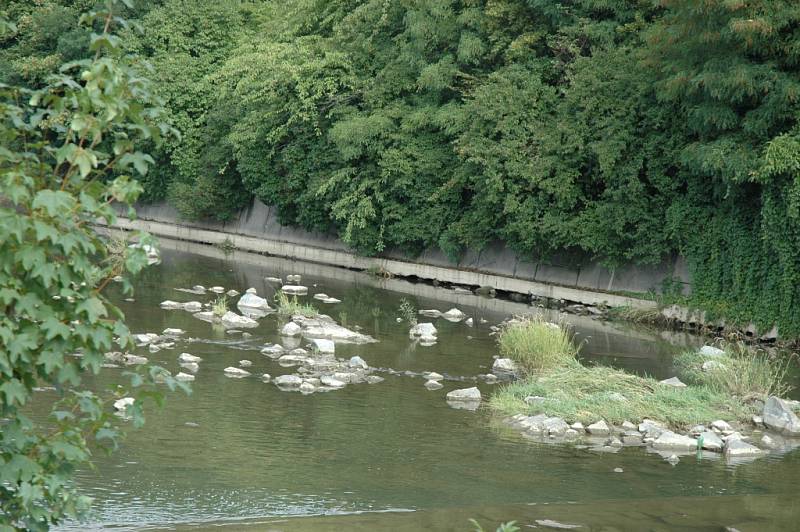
[{"xmin": 47, "ymin": 237, "xmax": 799, "ymax": 531}]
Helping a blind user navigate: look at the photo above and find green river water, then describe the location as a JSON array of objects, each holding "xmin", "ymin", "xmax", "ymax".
[{"xmin": 48, "ymin": 238, "xmax": 800, "ymax": 531}]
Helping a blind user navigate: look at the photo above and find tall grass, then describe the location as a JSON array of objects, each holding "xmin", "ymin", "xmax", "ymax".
[
  {"xmin": 498, "ymin": 317, "xmax": 579, "ymax": 373},
  {"xmin": 675, "ymin": 343, "xmax": 793, "ymax": 400},
  {"xmin": 274, "ymin": 290, "xmax": 318, "ymax": 318}
]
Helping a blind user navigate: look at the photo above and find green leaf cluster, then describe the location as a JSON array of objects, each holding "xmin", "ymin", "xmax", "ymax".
[{"xmin": 1, "ymin": 1, "xmax": 186, "ymax": 528}]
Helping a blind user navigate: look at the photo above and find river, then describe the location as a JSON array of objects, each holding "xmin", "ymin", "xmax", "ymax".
[{"xmin": 51, "ymin": 238, "xmax": 800, "ymax": 531}]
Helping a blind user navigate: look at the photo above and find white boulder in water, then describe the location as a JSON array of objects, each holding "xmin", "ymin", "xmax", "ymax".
[
  {"xmin": 446, "ymin": 387, "xmax": 481, "ymax": 402},
  {"xmin": 281, "ymin": 285, "xmax": 308, "ymax": 295},
  {"xmin": 208, "ymin": 286, "xmax": 225, "ymax": 294},
  {"xmin": 113, "ymin": 397, "xmax": 134, "ymax": 411},
  {"xmin": 178, "ymin": 353, "xmax": 202, "ymax": 363},
  {"xmin": 162, "ymin": 328, "xmax": 185, "ymax": 336},
  {"xmin": 441, "ymin": 308, "xmax": 466, "ymax": 322},
  {"xmin": 237, "ymin": 293, "xmax": 271, "ymax": 311},
  {"xmin": 274, "ymin": 374, "xmax": 302, "ymax": 387},
  {"xmin": 175, "ymin": 372, "xmax": 195, "ymax": 382},
  {"xmin": 160, "ymin": 300, "xmax": 184, "ymax": 310},
  {"xmin": 281, "ymin": 322, "xmax": 302, "ymax": 337}
]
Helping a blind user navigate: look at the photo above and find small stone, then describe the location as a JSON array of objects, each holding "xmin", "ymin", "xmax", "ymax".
[
  {"xmin": 113, "ymin": 397, "xmax": 134, "ymax": 411},
  {"xmin": 699, "ymin": 431, "xmax": 724, "ymax": 452},
  {"xmin": 423, "ymin": 371, "xmax": 444, "ymax": 381},
  {"xmin": 570, "ymin": 422, "xmax": 585, "ymax": 431},
  {"xmin": 239, "ymin": 359, "xmax": 253, "ymax": 367},
  {"xmin": 320, "ymin": 375, "xmax": 346, "ymax": 388},
  {"xmin": 665, "ymin": 454, "xmax": 680, "ymax": 466},
  {"xmin": 299, "ymin": 382, "xmax": 315, "ymax": 393},
  {"xmin": 465, "ymin": 318, "xmax": 474, "ymax": 327},
  {"xmin": 281, "ymin": 285, "xmax": 308, "ymax": 295},
  {"xmin": 209, "ymin": 286, "xmax": 225, "ymax": 294},
  {"xmin": 424, "ymin": 380, "xmax": 443, "ymax": 390},
  {"xmin": 621, "ymin": 421, "xmax": 637, "ymax": 430},
  {"xmin": 445, "ymin": 387, "xmax": 481, "ymax": 402},
  {"xmin": 274, "ymin": 374, "xmax": 302, "ymax": 387},
  {"xmin": 246, "ymin": 287, "xmax": 258, "ymax": 294},
  {"xmin": 711, "ymin": 420, "xmax": 733, "ymax": 432},
  {"xmin": 543, "ymin": 417, "xmax": 570, "ymax": 436},
  {"xmin": 178, "ymin": 353, "xmax": 202, "ymax": 363},
  {"xmin": 613, "ymin": 467, "xmax": 624, "ymax": 473},
  {"xmin": 261, "ymin": 374, "xmax": 272, "ymax": 382},
  {"xmin": 349, "ymin": 356, "xmax": 368, "ymax": 369},
  {"xmin": 659, "ymin": 377, "xmax": 687, "ymax": 388},
  {"xmin": 699, "ymin": 345, "xmax": 726, "ymax": 358},
  {"xmin": 492, "ymin": 358, "xmax": 517, "ymax": 374},
  {"xmin": 702, "ymin": 360, "xmax": 726, "ymax": 371},
  {"xmin": 752, "ymin": 415, "xmax": 764, "ymax": 426},
  {"xmin": 281, "ymin": 322, "xmax": 302, "ymax": 337},
  {"xmin": 311, "ymin": 338, "xmax": 335, "ymax": 354},
  {"xmin": 226, "ymin": 289, "xmax": 240, "ymax": 297},
  {"xmin": 163, "ymin": 328, "xmax": 185, "ymax": 336},
  {"xmin": 366, "ymin": 376, "xmax": 384, "ymax": 384},
  {"xmin": 441, "ymin": 308, "xmax": 466, "ymax": 322},
  {"xmin": 587, "ymin": 420, "xmax": 611, "ymax": 435},
  {"xmin": 223, "ymin": 367, "xmax": 251, "ymax": 378},
  {"xmin": 180, "ymin": 362, "xmax": 199, "ymax": 373},
  {"xmin": 174, "ymin": 372, "xmax": 195, "ymax": 382}
]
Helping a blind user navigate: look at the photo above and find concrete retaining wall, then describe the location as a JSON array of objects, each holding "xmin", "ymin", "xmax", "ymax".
[{"xmin": 116, "ymin": 199, "xmax": 691, "ymax": 310}]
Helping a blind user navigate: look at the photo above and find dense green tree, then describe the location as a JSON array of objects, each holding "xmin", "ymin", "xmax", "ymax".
[{"xmin": 0, "ymin": 2, "xmax": 186, "ymax": 528}]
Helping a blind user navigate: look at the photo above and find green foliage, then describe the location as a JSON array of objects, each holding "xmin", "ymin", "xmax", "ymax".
[
  {"xmin": 274, "ymin": 291, "xmax": 318, "ymax": 318},
  {"xmin": 491, "ymin": 364, "xmax": 757, "ymax": 429},
  {"xmin": 498, "ymin": 318, "xmax": 580, "ymax": 373},
  {"xmin": 12, "ymin": 0, "xmax": 800, "ymax": 335},
  {"xmin": 0, "ymin": 2, "xmax": 186, "ymax": 528},
  {"xmin": 470, "ymin": 519, "xmax": 520, "ymax": 532},
  {"xmin": 397, "ymin": 298, "xmax": 417, "ymax": 326}
]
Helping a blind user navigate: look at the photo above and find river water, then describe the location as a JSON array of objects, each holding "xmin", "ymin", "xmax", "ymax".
[{"xmin": 52, "ymin": 238, "xmax": 800, "ymax": 531}]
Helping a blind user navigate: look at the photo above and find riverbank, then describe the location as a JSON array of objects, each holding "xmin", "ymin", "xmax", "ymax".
[{"xmin": 103, "ymin": 200, "xmax": 788, "ymax": 343}]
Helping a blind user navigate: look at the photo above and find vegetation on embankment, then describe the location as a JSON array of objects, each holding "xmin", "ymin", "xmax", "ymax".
[
  {"xmin": 4, "ymin": 1, "xmax": 800, "ymax": 337},
  {"xmin": 490, "ymin": 319, "xmax": 791, "ymax": 429}
]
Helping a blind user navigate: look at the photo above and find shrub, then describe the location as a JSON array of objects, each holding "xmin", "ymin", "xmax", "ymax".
[
  {"xmin": 211, "ymin": 295, "xmax": 229, "ymax": 317},
  {"xmin": 498, "ymin": 317, "xmax": 580, "ymax": 373}
]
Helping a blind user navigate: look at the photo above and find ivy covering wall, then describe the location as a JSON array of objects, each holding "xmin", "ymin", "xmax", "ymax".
[{"xmin": 2, "ymin": 0, "xmax": 799, "ymax": 335}]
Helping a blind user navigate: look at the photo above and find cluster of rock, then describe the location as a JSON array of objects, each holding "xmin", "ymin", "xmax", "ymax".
[
  {"xmin": 504, "ymin": 395, "xmax": 800, "ymax": 464},
  {"xmin": 255, "ymin": 342, "xmax": 382, "ymax": 393},
  {"xmin": 282, "ymin": 314, "xmax": 377, "ymax": 344}
]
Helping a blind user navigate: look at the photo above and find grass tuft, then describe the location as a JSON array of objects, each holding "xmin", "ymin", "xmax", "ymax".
[
  {"xmin": 674, "ymin": 343, "xmax": 793, "ymax": 400},
  {"xmin": 274, "ymin": 290, "xmax": 318, "ymax": 318},
  {"xmin": 498, "ymin": 317, "xmax": 580, "ymax": 373},
  {"xmin": 211, "ymin": 295, "xmax": 228, "ymax": 317}
]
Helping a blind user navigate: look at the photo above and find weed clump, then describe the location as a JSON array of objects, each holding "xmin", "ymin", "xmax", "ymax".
[
  {"xmin": 274, "ymin": 290, "xmax": 318, "ymax": 318},
  {"xmin": 498, "ymin": 317, "xmax": 579, "ymax": 373}
]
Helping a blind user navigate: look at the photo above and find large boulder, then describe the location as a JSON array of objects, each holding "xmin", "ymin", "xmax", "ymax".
[
  {"xmin": 178, "ymin": 353, "xmax": 202, "ymax": 363},
  {"xmin": 659, "ymin": 377, "xmax": 687, "ymax": 388},
  {"xmin": 220, "ymin": 311, "xmax": 259, "ymax": 329},
  {"xmin": 295, "ymin": 316, "xmax": 376, "ymax": 344},
  {"xmin": 237, "ymin": 293, "xmax": 271, "ymax": 311},
  {"xmin": 724, "ymin": 439, "xmax": 764, "ymax": 457},
  {"xmin": 652, "ymin": 430, "xmax": 697, "ymax": 450},
  {"xmin": 763, "ymin": 396, "xmax": 800, "ymax": 435}
]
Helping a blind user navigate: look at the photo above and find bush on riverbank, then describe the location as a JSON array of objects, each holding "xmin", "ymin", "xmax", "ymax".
[
  {"xmin": 498, "ymin": 318, "xmax": 579, "ymax": 373},
  {"xmin": 491, "ymin": 321, "xmax": 788, "ymax": 429}
]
